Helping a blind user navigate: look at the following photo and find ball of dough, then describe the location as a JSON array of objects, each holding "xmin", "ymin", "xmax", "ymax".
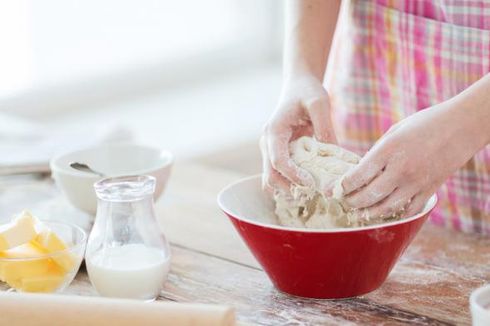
[{"xmin": 274, "ymin": 136, "xmax": 361, "ymax": 229}]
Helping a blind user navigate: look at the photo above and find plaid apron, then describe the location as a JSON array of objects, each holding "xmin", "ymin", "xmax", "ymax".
[{"xmin": 327, "ymin": 0, "xmax": 490, "ymax": 234}]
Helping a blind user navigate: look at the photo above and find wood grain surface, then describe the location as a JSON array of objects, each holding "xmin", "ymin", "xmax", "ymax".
[{"xmin": 1, "ymin": 156, "xmax": 488, "ymax": 325}]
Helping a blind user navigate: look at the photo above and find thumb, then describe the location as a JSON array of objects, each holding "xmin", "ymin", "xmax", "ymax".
[{"xmin": 305, "ymin": 97, "xmax": 337, "ymax": 144}]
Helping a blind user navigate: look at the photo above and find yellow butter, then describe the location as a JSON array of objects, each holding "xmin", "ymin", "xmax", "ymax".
[
  {"xmin": 0, "ymin": 243, "xmax": 67, "ymax": 292},
  {"xmin": 0, "ymin": 212, "xmax": 79, "ymax": 293},
  {"xmin": 32, "ymin": 230, "xmax": 76, "ymax": 272},
  {"xmin": 0, "ymin": 211, "xmax": 37, "ymax": 251},
  {"xmin": 0, "ymin": 241, "xmax": 45, "ymax": 259},
  {"xmin": 0, "ymin": 243, "xmax": 62, "ymax": 281},
  {"xmin": 20, "ymin": 273, "xmax": 65, "ymax": 293}
]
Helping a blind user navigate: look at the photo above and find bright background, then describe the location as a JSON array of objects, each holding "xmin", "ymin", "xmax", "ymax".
[{"xmin": 0, "ymin": 0, "xmax": 283, "ymax": 165}]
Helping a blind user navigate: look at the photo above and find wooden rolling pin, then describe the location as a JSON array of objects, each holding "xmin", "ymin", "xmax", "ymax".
[{"xmin": 0, "ymin": 292, "xmax": 235, "ymax": 326}]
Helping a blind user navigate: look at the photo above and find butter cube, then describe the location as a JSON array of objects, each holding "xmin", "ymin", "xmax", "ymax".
[
  {"xmin": 0, "ymin": 243, "xmax": 62, "ymax": 281},
  {"xmin": 20, "ymin": 274, "xmax": 65, "ymax": 293},
  {"xmin": 0, "ymin": 211, "xmax": 37, "ymax": 251},
  {"xmin": 32, "ymin": 230, "xmax": 77, "ymax": 272},
  {"xmin": 0, "ymin": 241, "xmax": 45, "ymax": 259},
  {"xmin": 0, "ymin": 242, "xmax": 67, "ymax": 293}
]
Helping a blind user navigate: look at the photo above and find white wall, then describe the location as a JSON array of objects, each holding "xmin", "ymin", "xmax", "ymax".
[
  {"xmin": 0, "ymin": 0, "xmax": 283, "ymax": 118},
  {"xmin": 0, "ymin": 0, "xmax": 285, "ymax": 164}
]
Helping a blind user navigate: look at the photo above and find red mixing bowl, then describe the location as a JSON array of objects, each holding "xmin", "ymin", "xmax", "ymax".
[{"xmin": 217, "ymin": 175, "xmax": 437, "ymax": 299}]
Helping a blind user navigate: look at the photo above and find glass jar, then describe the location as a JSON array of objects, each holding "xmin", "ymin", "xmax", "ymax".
[{"xmin": 86, "ymin": 175, "xmax": 171, "ymax": 301}]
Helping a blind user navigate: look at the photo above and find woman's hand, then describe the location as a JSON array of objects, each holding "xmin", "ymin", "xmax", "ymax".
[
  {"xmin": 340, "ymin": 100, "xmax": 488, "ymax": 218},
  {"xmin": 261, "ymin": 76, "xmax": 337, "ymax": 193},
  {"xmin": 263, "ymin": 0, "xmax": 341, "ymax": 194}
]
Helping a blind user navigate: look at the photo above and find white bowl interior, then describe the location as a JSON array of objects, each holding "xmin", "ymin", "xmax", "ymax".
[
  {"xmin": 218, "ymin": 175, "xmax": 437, "ymax": 232},
  {"xmin": 52, "ymin": 143, "xmax": 173, "ymax": 177},
  {"xmin": 219, "ymin": 175, "xmax": 279, "ymax": 226}
]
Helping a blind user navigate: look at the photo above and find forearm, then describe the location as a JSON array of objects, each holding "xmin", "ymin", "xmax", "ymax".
[
  {"xmin": 445, "ymin": 73, "xmax": 490, "ymax": 150},
  {"xmin": 284, "ymin": 0, "xmax": 341, "ymax": 81}
]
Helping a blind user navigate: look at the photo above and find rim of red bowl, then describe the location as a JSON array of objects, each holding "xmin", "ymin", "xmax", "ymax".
[{"xmin": 217, "ymin": 175, "xmax": 438, "ymax": 233}]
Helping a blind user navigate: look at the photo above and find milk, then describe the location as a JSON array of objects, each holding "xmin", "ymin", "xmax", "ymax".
[{"xmin": 86, "ymin": 244, "xmax": 170, "ymax": 300}]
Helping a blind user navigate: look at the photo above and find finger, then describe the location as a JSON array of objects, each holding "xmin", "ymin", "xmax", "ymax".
[
  {"xmin": 267, "ymin": 129, "xmax": 315, "ymax": 187},
  {"xmin": 343, "ymin": 171, "xmax": 398, "ymax": 209},
  {"xmin": 362, "ymin": 187, "xmax": 416, "ymax": 219},
  {"xmin": 260, "ymin": 137, "xmax": 290, "ymax": 194},
  {"xmin": 263, "ymin": 169, "xmax": 291, "ymax": 195},
  {"xmin": 304, "ymin": 97, "xmax": 337, "ymax": 144},
  {"xmin": 403, "ymin": 193, "xmax": 429, "ymax": 217},
  {"xmin": 341, "ymin": 152, "xmax": 386, "ymax": 196},
  {"xmin": 260, "ymin": 136, "xmax": 273, "ymax": 193}
]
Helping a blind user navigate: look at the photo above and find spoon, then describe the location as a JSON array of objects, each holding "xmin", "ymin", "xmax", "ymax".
[{"xmin": 69, "ymin": 162, "xmax": 105, "ymax": 177}]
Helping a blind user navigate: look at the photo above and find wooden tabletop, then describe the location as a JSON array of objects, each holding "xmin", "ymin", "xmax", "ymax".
[{"xmin": 1, "ymin": 161, "xmax": 489, "ymax": 325}]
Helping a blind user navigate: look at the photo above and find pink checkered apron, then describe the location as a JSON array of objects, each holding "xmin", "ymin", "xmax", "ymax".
[{"xmin": 327, "ymin": 0, "xmax": 490, "ymax": 234}]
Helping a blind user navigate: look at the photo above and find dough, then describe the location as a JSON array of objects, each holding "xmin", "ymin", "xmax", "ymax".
[
  {"xmin": 273, "ymin": 137, "xmax": 358, "ymax": 229},
  {"xmin": 273, "ymin": 137, "xmax": 398, "ymax": 229}
]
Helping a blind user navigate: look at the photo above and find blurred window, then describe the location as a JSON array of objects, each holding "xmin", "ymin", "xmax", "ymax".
[{"xmin": 0, "ymin": 0, "xmax": 280, "ymax": 98}]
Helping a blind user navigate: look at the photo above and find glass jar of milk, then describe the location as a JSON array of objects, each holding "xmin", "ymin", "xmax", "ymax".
[{"xmin": 86, "ymin": 175, "xmax": 171, "ymax": 301}]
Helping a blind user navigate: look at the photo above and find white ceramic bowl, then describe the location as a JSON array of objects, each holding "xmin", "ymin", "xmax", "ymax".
[
  {"xmin": 50, "ymin": 143, "xmax": 173, "ymax": 215},
  {"xmin": 470, "ymin": 284, "xmax": 490, "ymax": 326}
]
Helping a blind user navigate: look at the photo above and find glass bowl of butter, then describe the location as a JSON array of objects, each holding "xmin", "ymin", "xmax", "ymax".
[{"xmin": 0, "ymin": 211, "xmax": 86, "ymax": 293}]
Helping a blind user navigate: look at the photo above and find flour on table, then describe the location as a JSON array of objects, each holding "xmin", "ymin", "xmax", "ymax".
[{"xmin": 273, "ymin": 136, "xmax": 399, "ymax": 229}]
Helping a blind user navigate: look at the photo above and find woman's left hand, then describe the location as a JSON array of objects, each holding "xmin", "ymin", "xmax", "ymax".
[{"xmin": 339, "ymin": 100, "xmax": 487, "ymax": 218}]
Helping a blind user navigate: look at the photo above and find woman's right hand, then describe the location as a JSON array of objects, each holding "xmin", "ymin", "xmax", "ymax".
[{"xmin": 261, "ymin": 75, "xmax": 338, "ymax": 194}]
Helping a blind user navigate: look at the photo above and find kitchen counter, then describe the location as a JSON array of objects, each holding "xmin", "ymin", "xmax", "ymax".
[{"xmin": 1, "ymin": 161, "xmax": 489, "ymax": 325}]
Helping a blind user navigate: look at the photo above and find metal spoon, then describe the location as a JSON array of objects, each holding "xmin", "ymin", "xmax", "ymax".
[{"xmin": 69, "ymin": 162, "xmax": 105, "ymax": 177}]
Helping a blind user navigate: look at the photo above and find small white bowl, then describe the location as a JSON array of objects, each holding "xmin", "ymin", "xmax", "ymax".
[
  {"xmin": 50, "ymin": 143, "xmax": 173, "ymax": 215},
  {"xmin": 470, "ymin": 284, "xmax": 490, "ymax": 326}
]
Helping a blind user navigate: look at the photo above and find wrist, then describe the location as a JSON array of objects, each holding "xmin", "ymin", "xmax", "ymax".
[
  {"xmin": 283, "ymin": 55, "xmax": 326, "ymax": 82},
  {"xmin": 284, "ymin": 68, "xmax": 323, "ymax": 83},
  {"xmin": 283, "ymin": 70, "xmax": 323, "ymax": 87}
]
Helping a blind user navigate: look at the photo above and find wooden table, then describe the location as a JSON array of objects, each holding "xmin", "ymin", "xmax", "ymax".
[{"xmin": 1, "ymin": 162, "xmax": 489, "ymax": 325}]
